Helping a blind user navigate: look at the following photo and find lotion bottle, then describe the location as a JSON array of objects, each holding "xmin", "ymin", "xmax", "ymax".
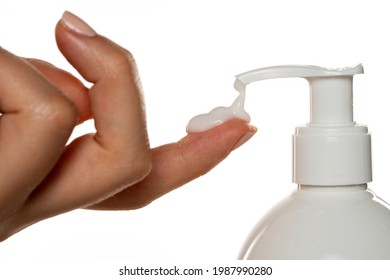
[{"xmin": 235, "ymin": 64, "xmax": 390, "ymax": 259}]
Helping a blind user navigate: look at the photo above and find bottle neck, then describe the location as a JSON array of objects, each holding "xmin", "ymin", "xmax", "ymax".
[{"xmin": 298, "ymin": 184, "xmax": 367, "ymax": 192}]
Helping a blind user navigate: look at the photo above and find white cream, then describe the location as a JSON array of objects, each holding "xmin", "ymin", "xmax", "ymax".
[{"xmin": 186, "ymin": 82, "xmax": 250, "ymax": 133}]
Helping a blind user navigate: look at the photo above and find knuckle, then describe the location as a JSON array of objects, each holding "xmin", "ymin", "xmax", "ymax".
[
  {"xmin": 35, "ymin": 91, "xmax": 78, "ymax": 130},
  {"xmin": 113, "ymin": 150, "xmax": 152, "ymax": 186},
  {"xmin": 115, "ymin": 48, "xmax": 135, "ymax": 66},
  {"xmin": 105, "ymin": 48, "xmax": 137, "ymax": 77},
  {"xmin": 99, "ymin": 143, "xmax": 152, "ymax": 188},
  {"xmin": 123, "ymin": 152, "xmax": 152, "ymax": 184}
]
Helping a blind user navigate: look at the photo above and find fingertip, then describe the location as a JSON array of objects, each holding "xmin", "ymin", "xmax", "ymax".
[
  {"xmin": 247, "ymin": 123, "xmax": 258, "ymax": 135},
  {"xmin": 232, "ymin": 124, "xmax": 257, "ymax": 151},
  {"xmin": 59, "ymin": 11, "xmax": 97, "ymax": 37},
  {"xmin": 193, "ymin": 118, "xmax": 257, "ymax": 139},
  {"xmin": 214, "ymin": 118, "xmax": 258, "ymax": 151},
  {"xmin": 181, "ymin": 118, "xmax": 257, "ymax": 164}
]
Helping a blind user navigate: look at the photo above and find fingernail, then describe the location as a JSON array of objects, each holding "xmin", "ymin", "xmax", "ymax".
[
  {"xmin": 60, "ymin": 11, "xmax": 97, "ymax": 37},
  {"xmin": 232, "ymin": 125, "xmax": 257, "ymax": 151}
]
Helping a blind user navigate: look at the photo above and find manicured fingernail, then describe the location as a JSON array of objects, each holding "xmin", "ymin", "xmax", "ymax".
[
  {"xmin": 60, "ymin": 11, "xmax": 97, "ymax": 37},
  {"xmin": 232, "ymin": 125, "xmax": 257, "ymax": 151}
]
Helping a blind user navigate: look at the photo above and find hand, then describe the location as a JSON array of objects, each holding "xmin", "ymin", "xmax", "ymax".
[{"xmin": 0, "ymin": 12, "xmax": 256, "ymax": 241}]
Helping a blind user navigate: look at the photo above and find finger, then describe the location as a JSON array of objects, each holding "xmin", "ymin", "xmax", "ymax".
[
  {"xmin": 56, "ymin": 11, "xmax": 149, "ymax": 154},
  {"xmin": 25, "ymin": 58, "xmax": 92, "ymax": 124},
  {"xmin": 15, "ymin": 12, "xmax": 151, "ymax": 223},
  {"xmin": 0, "ymin": 48, "xmax": 77, "ymax": 220},
  {"xmin": 88, "ymin": 119, "xmax": 257, "ymax": 210}
]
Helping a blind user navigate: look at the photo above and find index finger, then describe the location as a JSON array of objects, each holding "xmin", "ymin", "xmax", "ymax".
[{"xmin": 56, "ymin": 12, "xmax": 149, "ymax": 154}]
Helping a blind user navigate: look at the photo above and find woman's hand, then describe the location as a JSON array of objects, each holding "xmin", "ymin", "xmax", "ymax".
[{"xmin": 0, "ymin": 12, "xmax": 256, "ymax": 241}]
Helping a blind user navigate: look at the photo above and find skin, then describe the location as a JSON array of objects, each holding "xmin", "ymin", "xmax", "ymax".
[{"xmin": 0, "ymin": 13, "xmax": 256, "ymax": 241}]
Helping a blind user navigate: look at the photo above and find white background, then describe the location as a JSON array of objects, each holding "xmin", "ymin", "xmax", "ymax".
[{"xmin": 0, "ymin": 0, "xmax": 390, "ymax": 267}]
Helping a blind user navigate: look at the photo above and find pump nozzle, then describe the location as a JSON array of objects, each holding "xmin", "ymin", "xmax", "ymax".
[
  {"xmin": 234, "ymin": 64, "xmax": 363, "ymax": 86},
  {"xmin": 235, "ymin": 64, "xmax": 363, "ymax": 127},
  {"xmin": 234, "ymin": 64, "xmax": 371, "ymax": 186}
]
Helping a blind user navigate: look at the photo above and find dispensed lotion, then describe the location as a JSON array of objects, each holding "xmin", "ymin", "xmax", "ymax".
[{"xmin": 232, "ymin": 64, "xmax": 390, "ymax": 259}]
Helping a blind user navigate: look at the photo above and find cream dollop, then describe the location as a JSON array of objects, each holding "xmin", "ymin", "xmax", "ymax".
[{"xmin": 186, "ymin": 87, "xmax": 250, "ymax": 133}]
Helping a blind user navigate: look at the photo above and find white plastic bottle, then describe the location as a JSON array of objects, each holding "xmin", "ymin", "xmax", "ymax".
[{"xmin": 235, "ymin": 65, "xmax": 390, "ymax": 259}]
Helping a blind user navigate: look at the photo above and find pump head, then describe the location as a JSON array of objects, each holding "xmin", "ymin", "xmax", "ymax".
[{"xmin": 235, "ymin": 64, "xmax": 371, "ymax": 186}]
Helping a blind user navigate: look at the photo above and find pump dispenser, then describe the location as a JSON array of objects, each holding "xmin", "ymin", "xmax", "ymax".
[{"xmin": 236, "ymin": 64, "xmax": 390, "ymax": 259}]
